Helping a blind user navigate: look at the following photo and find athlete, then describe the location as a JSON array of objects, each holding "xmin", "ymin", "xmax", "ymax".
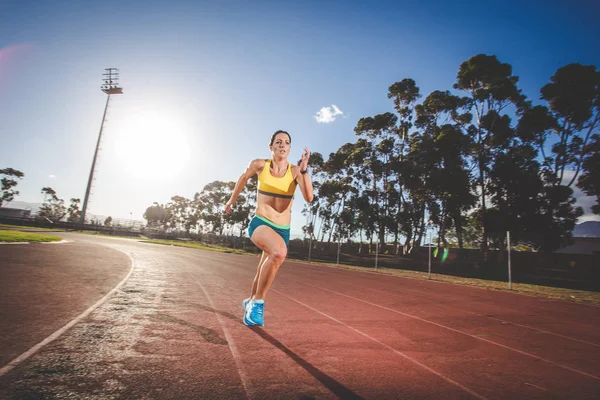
[{"xmin": 225, "ymin": 130, "xmax": 313, "ymax": 327}]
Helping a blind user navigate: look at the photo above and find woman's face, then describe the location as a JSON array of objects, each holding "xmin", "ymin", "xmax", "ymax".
[{"xmin": 270, "ymin": 133, "xmax": 291, "ymax": 158}]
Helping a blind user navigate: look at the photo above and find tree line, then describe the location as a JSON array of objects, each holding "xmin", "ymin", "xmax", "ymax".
[
  {"xmin": 0, "ymin": 171, "xmax": 84, "ymax": 223},
  {"xmin": 142, "ymin": 54, "xmax": 600, "ymax": 259}
]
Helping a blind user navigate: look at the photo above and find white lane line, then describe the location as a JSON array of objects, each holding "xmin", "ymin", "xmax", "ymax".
[
  {"xmin": 525, "ymin": 382, "xmax": 547, "ymax": 391},
  {"xmin": 288, "ymin": 280, "xmax": 600, "ymax": 381},
  {"xmin": 273, "ymin": 289, "xmax": 488, "ymax": 400},
  {"xmin": 295, "ymin": 262, "xmax": 600, "ymax": 323},
  {"xmin": 484, "ymin": 315, "xmax": 600, "ymax": 348},
  {"xmin": 186, "ymin": 270, "xmax": 252, "ymax": 400},
  {"xmin": 331, "ymin": 279, "xmax": 600, "ymax": 348},
  {"xmin": 0, "ymin": 253, "xmax": 136, "ymax": 378}
]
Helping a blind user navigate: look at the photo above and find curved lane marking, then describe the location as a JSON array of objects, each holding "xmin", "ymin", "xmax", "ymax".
[{"xmin": 0, "ymin": 253, "xmax": 135, "ymax": 378}]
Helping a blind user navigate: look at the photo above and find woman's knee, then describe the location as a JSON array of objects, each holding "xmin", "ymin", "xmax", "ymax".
[{"xmin": 271, "ymin": 247, "xmax": 287, "ymax": 264}]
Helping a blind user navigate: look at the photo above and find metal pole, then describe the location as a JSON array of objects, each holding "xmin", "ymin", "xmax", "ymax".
[
  {"xmin": 375, "ymin": 238, "xmax": 379, "ymax": 270},
  {"xmin": 428, "ymin": 228, "xmax": 432, "ymax": 280},
  {"xmin": 507, "ymin": 231, "xmax": 512, "ymax": 290},
  {"xmin": 307, "ymin": 212, "xmax": 314, "ymax": 262},
  {"xmin": 336, "ymin": 236, "xmax": 341, "ymax": 266},
  {"xmin": 80, "ymin": 94, "xmax": 111, "ymax": 225}
]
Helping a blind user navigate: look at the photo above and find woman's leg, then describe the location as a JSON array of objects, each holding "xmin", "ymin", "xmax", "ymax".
[
  {"xmin": 250, "ymin": 225, "xmax": 288, "ymax": 300},
  {"xmin": 250, "ymin": 251, "xmax": 267, "ymax": 298}
]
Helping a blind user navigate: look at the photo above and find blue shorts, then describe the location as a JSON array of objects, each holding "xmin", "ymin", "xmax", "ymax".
[{"xmin": 248, "ymin": 215, "xmax": 291, "ymax": 246}]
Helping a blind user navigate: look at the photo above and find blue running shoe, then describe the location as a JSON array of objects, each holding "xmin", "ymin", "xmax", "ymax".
[
  {"xmin": 242, "ymin": 297, "xmax": 251, "ymax": 312},
  {"xmin": 243, "ymin": 310, "xmax": 255, "ymax": 326},
  {"xmin": 242, "ymin": 298, "xmax": 254, "ymax": 326},
  {"xmin": 245, "ymin": 300, "xmax": 265, "ymax": 327}
]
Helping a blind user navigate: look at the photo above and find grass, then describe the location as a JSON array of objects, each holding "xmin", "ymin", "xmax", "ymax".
[
  {"xmin": 141, "ymin": 239, "xmax": 248, "ymax": 255},
  {"xmin": 313, "ymin": 262, "xmax": 600, "ymax": 306},
  {"xmin": 73, "ymin": 230, "xmax": 144, "ymax": 240},
  {"xmin": 0, "ymin": 224, "xmax": 64, "ymax": 232},
  {"xmin": 0, "ymin": 230, "xmax": 63, "ymax": 243}
]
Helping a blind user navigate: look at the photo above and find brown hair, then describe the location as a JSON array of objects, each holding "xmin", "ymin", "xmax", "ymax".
[{"xmin": 270, "ymin": 130, "xmax": 291, "ymax": 146}]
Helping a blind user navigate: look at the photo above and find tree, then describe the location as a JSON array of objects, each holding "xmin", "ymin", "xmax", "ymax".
[
  {"xmin": 516, "ymin": 63, "xmax": 599, "ymax": 250},
  {"xmin": 354, "ymin": 113, "xmax": 400, "ymax": 246},
  {"xmin": 398, "ymin": 128, "xmax": 438, "ymax": 248},
  {"xmin": 38, "ymin": 187, "xmax": 67, "ymax": 222},
  {"xmin": 387, "ymin": 79, "xmax": 422, "ymax": 250},
  {"xmin": 301, "ymin": 152, "xmax": 325, "ymax": 242},
  {"xmin": 487, "ymin": 144, "xmax": 543, "ymax": 248},
  {"xmin": 189, "ymin": 192, "xmax": 206, "ymax": 233},
  {"xmin": 167, "ymin": 195, "xmax": 192, "ymax": 232},
  {"xmin": 533, "ymin": 185, "xmax": 583, "ymax": 252},
  {"xmin": 454, "ymin": 54, "xmax": 525, "ymax": 261},
  {"xmin": 197, "ymin": 181, "xmax": 235, "ymax": 235},
  {"xmin": 319, "ymin": 143, "xmax": 363, "ymax": 244},
  {"xmin": 0, "ymin": 168, "xmax": 25, "ymax": 207},
  {"xmin": 338, "ymin": 139, "xmax": 379, "ymax": 250},
  {"xmin": 539, "ymin": 64, "xmax": 600, "ymax": 187},
  {"xmin": 431, "ymin": 125, "xmax": 477, "ymax": 251},
  {"xmin": 66, "ymin": 198, "xmax": 81, "ymax": 223},
  {"xmin": 413, "ymin": 90, "xmax": 475, "ymax": 252},
  {"xmin": 104, "ymin": 216, "xmax": 113, "ymax": 226},
  {"xmin": 577, "ymin": 133, "xmax": 600, "ymax": 214},
  {"xmin": 144, "ymin": 203, "xmax": 172, "ymax": 229},
  {"xmin": 228, "ymin": 175, "xmax": 257, "ymax": 236}
]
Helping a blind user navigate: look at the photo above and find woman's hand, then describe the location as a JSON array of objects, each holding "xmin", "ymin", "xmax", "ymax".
[
  {"xmin": 299, "ymin": 147, "xmax": 310, "ymax": 171},
  {"xmin": 225, "ymin": 200, "xmax": 234, "ymax": 214}
]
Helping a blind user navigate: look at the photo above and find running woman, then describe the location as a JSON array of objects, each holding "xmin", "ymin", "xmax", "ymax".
[{"xmin": 225, "ymin": 130, "xmax": 313, "ymax": 326}]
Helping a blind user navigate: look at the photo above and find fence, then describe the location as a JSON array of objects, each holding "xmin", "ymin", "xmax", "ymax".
[
  {"xmin": 149, "ymin": 234, "xmax": 600, "ymax": 291},
  {"xmin": 2, "ymin": 216, "xmax": 598, "ymax": 292}
]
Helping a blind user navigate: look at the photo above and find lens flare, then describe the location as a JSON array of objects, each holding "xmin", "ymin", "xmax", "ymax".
[{"xmin": 441, "ymin": 248, "xmax": 450, "ymax": 263}]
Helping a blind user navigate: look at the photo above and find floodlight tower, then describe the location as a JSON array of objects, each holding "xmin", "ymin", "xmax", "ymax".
[{"xmin": 79, "ymin": 68, "xmax": 123, "ymax": 224}]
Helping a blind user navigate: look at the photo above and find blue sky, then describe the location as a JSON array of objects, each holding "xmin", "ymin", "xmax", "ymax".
[{"xmin": 1, "ymin": 0, "xmax": 599, "ymax": 236}]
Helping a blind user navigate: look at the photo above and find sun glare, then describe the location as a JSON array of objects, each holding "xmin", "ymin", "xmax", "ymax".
[{"xmin": 115, "ymin": 111, "xmax": 191, "ymax": 180}]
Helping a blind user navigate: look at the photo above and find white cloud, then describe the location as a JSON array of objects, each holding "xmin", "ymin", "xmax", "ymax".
[
  {"xmin": 562, "ymin": 169, "xmax": 598, "ymax": 222},
  {"xmin": 578, "ymin": 213, "xmax": 600, "ymax": 222},
  {"xmin": 48, "ymin": 174, "xmax": 56, "ymax": 179},
  {"xmin": 314, "ymin": 104, "xmax": 343, "ymax": 124}
]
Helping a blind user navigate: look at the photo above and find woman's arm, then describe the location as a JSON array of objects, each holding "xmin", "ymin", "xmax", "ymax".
[
  {"xmin": 295, "ymin": 147, "xmax": 314, "ymax": 203},
  {"xmin": 225, "ymin": 159, "xmax": 264, "ymax": 214}
]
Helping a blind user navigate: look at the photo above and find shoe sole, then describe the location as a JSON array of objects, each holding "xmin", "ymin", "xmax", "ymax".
[
  {"xmin": 242, "ymin": 299, "xmax": 255, "ymax": 326},
  {"xmin": 245, "ymin": 311, "xmax": 264, "ymax": 327},
  {"xmin": 242, "ymin": 299, "xmax": 264, "ymax": 327},
  {"xmin": 243, "ymin": 314, "xmax": 255, "ymax": 326}
]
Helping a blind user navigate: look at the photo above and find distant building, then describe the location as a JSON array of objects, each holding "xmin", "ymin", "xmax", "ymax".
[
  {"xmin": 573, "ymin": 221, "xmax": 600, "ymax": 237},
  {"xmin": 556, "ymin": 237, "xmax": 600, "ymax": 255},
  {"xmin": 0, "ymin": 207, "xmax": 32, "ymax": 219}
]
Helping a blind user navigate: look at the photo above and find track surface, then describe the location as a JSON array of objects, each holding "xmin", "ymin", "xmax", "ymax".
[{"xmin": 1, "ymin": 233, "xmax": 599, "ymax": 399}]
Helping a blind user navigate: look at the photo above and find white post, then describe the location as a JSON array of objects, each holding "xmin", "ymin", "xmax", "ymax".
[
  {"xmin": 428, "ymin": 228, "xmax": 432, "ymax": 280},
  {"xmin": 336, "ymin": 236, "xmax": 341, "ymax": 266},
  {"xmin": 507, "ymin": 231, "xmax": 512, "ymax": 290},
  {"xmin": 375, "ymin": 238, "xmax": 379, "ymax": 270}
]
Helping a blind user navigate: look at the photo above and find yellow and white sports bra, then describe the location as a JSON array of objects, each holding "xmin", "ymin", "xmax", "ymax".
[{"xmin": 257, "ymin": 160, "xmax": 297, "ymax": 199}]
